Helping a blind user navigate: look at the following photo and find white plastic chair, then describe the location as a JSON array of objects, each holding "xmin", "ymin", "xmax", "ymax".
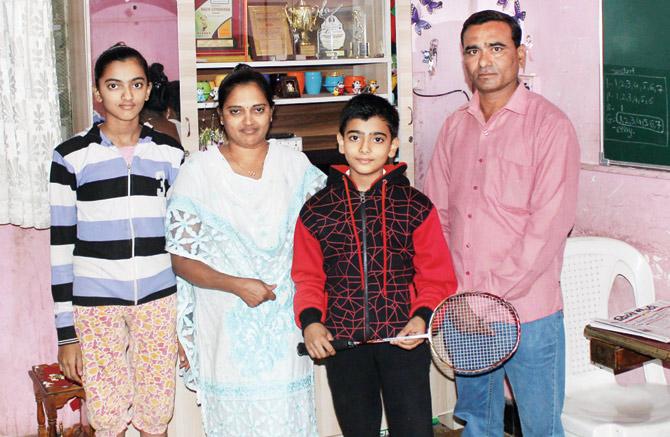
[{"xmin": 561, "ymin": 236, "xmax": 670, "ymax": 436}]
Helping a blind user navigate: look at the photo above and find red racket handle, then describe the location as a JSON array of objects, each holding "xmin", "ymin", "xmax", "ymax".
[{"xmin": 297, "ymin": 339, "xmax": 357, "ymax": 356}]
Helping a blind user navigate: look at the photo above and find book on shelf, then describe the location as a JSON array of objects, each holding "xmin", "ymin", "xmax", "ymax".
[{"xmin": 590, "ymin": 300, "xmax": 670, "ymax": 343}]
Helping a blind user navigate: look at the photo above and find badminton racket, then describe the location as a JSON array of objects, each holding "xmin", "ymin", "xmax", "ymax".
[{"xmin": 297, "ymin": 291, "xmax": 521, "ymax": 375}]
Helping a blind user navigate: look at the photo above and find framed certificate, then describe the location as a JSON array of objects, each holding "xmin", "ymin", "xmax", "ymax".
[
  {"xmin": 248, "ymin": 5, "xmax": 294, "ymax": 60},
  {"xmin": 195, "ymin": 0, "xmax": 249, "ymax": 62}
]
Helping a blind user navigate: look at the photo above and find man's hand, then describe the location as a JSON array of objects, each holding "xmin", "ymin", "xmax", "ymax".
[
  {"xmin": 303, "ymin": 323, "xmax": 335, "ymax": 359},
  {"xmin": 449, "ymin": 297, "xmax": 495, "ymax": 336},
  {"xmin": 58, "ymin": 343, "xmax": 83, "ymax": 384},
  {"xmin": 234, "ymin": 278, "xmax": 277, "ymax": 307},
  {"xmin": 391, "ymin": 316, "xmax": 426, "ymax": 350}
]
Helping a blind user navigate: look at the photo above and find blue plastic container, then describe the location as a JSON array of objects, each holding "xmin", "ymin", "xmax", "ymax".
[{"xmin": 324, "ymin": 74, "xmax": 344, "ymax": 93}]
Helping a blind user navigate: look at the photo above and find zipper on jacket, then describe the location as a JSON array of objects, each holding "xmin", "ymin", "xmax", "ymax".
[
  {"xmin": 127, "ymin": 162, "xmax": 138, "ymax": 304},
  {"xmin": 360, "ymin": 190, "xmax": 371, "ymax": 340}
]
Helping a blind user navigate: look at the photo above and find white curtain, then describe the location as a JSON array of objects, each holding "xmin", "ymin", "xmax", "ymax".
[{"xmin": 0, "ymin": 0, "xmax": 61, "ymax": 229}]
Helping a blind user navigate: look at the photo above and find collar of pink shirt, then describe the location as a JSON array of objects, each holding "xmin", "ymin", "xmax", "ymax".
[{"xmin": 466, "ymin": 83, "xmax": 529, "ymax": 124}]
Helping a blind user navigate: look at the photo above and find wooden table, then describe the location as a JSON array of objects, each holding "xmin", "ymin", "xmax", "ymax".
[
  {"xmin": 584, "ymin": 325, "xmax": 670, "ymax": 374},
  {"xmin": 28, "ymin": 363, "xmax": 88, "ymax": 437}
]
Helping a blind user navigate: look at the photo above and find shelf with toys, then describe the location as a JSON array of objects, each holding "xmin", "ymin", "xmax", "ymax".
[
  {"xmin": 198, "ymin": 93, "xmax": 389, "ymax": 108},
  {"xmin": 197, "ymin": 65, "xmax": 386, "ymax": 106},
  {"xmin": 195, "ymin": 65, "xmax": 390, "ymax": 164}
]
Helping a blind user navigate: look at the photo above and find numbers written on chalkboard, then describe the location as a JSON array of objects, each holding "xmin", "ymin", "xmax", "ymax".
[{"xmin": 603, "ymin": 65, "xmax": 668, "ymax": 146}]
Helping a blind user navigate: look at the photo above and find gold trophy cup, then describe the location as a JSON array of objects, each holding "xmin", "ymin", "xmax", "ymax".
[{"xmin": 285, "ymin": 0, "xmax": 321, "ymax": 57}]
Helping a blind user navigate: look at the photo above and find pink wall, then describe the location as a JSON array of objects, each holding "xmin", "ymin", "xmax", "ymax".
[
  {"xmin": 90, "ymin": 1, "xmax": 179, "ymax": 114},
  {"xmin": 411, "ymin": 0, "xmax": 670, "ymax": 303},
  {"xmin": 0, "ymin": 225, "xmax": 79, "ymax": 436},
  {"xmin": 90, "ymin": 1, "xmax": 178, "ymax": 80},
  {"xmin": 410, "ymin": 1, "xmax": 472, "ymax": 189}
]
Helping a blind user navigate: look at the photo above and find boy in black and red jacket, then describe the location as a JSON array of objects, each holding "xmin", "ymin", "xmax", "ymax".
[{"xmin": 292, "ymin": 94, "xmax": 457, "ymax": 437}]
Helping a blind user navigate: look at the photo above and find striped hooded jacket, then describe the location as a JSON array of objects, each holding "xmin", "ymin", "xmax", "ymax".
[
  {"xmin": 49, "ymin": 123, "xmax": 183, "ymax": 345},
  {"xmin": 292, "ymin": 163, "xmax": 458, "ymax": 342}
]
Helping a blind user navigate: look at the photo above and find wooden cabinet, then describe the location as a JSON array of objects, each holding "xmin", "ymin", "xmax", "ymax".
[{"xmin": 177, "ymin": 0, "xmax": 394, "ymax": 164}]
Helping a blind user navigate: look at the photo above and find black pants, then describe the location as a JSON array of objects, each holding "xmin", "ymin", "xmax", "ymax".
[{"xmin": 324, "ymin": 342, "xmax": 433, "ymax": 437}]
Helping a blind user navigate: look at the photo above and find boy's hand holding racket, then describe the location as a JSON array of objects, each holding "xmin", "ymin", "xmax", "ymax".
[
  {"xmin": 390, "ymin": 316, "xmax": 426, "ymax": 350},
  {"xmin": 303, "ymin": 323, "xmax": 336, "ymax": 359},
  {"xmin": 298, "ymin": 292, "xmax": 520, "ymax": 375}
]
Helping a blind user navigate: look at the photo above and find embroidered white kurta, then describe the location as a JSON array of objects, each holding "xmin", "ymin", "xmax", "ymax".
[{"xmin": 166, "ymin": 141, "xmax": 325, "ymax": 436}]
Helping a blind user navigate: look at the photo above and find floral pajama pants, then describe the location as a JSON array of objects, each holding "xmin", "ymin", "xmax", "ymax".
[{"xmin": 73, "ymin": 294, "xmax": 177, "ymax": 436}]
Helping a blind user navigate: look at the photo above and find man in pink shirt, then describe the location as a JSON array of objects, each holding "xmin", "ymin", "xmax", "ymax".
[{"xmin": 424, "ymin": 10, "xmax": 580, "ymax": 437}]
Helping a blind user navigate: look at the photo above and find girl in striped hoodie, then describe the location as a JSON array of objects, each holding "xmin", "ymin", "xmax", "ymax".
[{"xmin": 49, "ymin": 44, "xmax": 183, "ymax": 437}]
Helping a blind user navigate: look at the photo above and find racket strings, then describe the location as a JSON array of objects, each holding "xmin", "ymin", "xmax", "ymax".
[{"xmin": 430, "ymin": 294, "xmax": 519, "ymax": 373}]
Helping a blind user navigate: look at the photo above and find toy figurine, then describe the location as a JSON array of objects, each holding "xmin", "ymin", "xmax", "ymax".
[
  {"xmin": 333, "ymin": 82, "xmax": 345, "ymax": 96},
  {"xmin": 209, "ymin": 87, "xmax": 218, "ymax": 101},
  {"xmin": 197, "ymin": 81, "xmax": 212, "ymax": 102},
  {"xmin": 363, "ymin": 79, "xmax": 378, "ymax": 94},
  {"xmin": 352, "ymin": 80, "xmax": 362, "ymax": 94}
]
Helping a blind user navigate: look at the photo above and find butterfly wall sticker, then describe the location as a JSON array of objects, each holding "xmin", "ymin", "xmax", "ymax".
[
  {"xmin": 411, "ymin": 3, "xmax": 431, "ymax": 36},
  {"xmin": 513, "ymin": 0, "xmax": 526, "ymax": 21},
  {"xmin": 419, "ymin": 0, "xmax": 443, "ymax": 14},
  {"xmin": 498, "ymin": 0, "xmax": 526, "ymax": 21}
]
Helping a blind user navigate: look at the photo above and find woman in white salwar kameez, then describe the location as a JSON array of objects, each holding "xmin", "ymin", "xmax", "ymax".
[{"xmin": 165, "ymin": 65, "xmax": 324, "ymax": 436}]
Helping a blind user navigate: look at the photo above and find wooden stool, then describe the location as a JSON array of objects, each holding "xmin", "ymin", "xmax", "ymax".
[{"xmin": 28, "ymin": 363, "xmax": 89, "ymax": 437}]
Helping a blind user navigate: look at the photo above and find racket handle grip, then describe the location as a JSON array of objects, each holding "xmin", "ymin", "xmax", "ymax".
[{"xmin": 296, "ymin": 339, "xmax": 357, "ymax": 356}]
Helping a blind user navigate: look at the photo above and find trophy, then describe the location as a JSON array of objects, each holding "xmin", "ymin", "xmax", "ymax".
[
  {"xmin": 351, "ymin": 7, "xmax": 369, "ymax": 58},
  {"xmin": 285, "ymin": 0, "xmax": 322, "ymax": 57},
  {"xmin": 317, "ymin": 2, "xmax": 345, "ymax": 59}
]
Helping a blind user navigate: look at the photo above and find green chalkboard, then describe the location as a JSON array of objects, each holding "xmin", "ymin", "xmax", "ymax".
[{"xmin": 602, "ymin": 1, "xmax": 670, "ymax": 168}]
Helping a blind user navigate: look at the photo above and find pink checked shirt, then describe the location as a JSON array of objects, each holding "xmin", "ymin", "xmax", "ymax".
[{"xmin": 424, "ymin": 84, "xmax": 580, "ymax": 323}]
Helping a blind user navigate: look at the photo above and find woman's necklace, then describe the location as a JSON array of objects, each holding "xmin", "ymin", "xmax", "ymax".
[
  {"xmin": 222, "ymin": 144, "xmax": 268, "ymax": 179},
  {"xmin": 233, "ymin": 162, "xmax": 258, "ymax": 178}
]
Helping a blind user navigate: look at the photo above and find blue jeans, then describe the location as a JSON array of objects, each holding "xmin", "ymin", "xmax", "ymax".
[{"xmin": 454, "ymin": 311, "xmax": 565, "ymax": 437}]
